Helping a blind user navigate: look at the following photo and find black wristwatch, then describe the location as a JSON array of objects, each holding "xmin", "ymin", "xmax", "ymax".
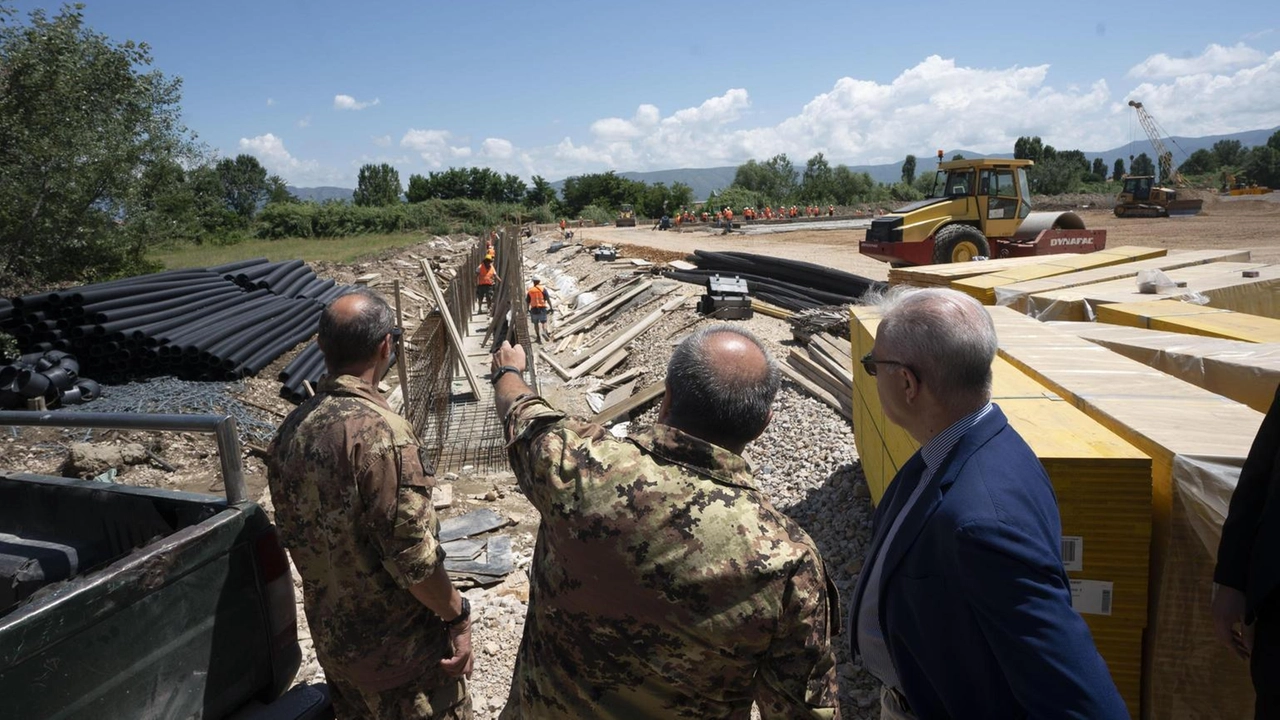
[
  {"xmin": 491, "ymin": 365, "xmax": 522, "ymax": 385},
  {"xmin": 443, "ymin": 596, "xmax": 470, "ymax": 628}
]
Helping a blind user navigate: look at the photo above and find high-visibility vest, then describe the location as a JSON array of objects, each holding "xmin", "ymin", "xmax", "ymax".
[
  {"xmin": 477, "ymin": 264, "xmax": 497, "ymax": 286},
  {"xmin": 527, "ymin": 285, "xmax": 548, "ymax": 308}
]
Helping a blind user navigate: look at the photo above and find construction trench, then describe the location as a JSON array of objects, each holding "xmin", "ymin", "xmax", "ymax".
[{"xmin": 2, "ymin": 211, "xmax": 1279, "ymax": 718}]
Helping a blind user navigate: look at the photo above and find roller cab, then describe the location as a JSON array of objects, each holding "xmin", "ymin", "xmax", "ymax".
[{"xmin": 860, "ymin": 156, "xmax": 1107, "ymax": 267}]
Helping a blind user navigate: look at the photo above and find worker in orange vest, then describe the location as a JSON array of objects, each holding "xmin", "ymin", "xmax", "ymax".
[
  {"xmin": 476, "ymin": 256, "xmax": 501, "ymax": 313},
  {"xmin": 526, "ymin": 276, "xmax": 552, "ymax": 343}
]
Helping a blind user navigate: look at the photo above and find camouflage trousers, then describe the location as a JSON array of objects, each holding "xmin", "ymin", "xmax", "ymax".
[{"xmin": 329, "ymin": 671, "xmax": 471, "ymax": 720}]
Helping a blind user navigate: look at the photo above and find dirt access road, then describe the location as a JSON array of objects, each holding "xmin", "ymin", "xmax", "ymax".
[{"xmin": 577, "ymin": 194, "xmax": 1280, "ymax": 282}]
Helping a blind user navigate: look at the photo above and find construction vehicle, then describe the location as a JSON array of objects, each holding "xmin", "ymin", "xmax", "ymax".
[
  {"xmin": 615, "ymin": 203, "xmax": 637, "ymax": 228},
  {"xmin": 859, "ymin": 154, "xmax": 1106, "ymax": 267},
  {"xmin": 1221, "ymin": 172, "xmax": 1273, "ymax": 196},
  {"xmin": 1113, "ymin": 101, "xmax": 1204, "ymax": 217}
]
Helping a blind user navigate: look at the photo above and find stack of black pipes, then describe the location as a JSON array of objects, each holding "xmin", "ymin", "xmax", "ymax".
[
  {"xmin": 278, "ymin": 341, "xmax": 325, "ymax": 404},
  {"xmin": 664, "ymin": 249, "xmax": 887, "ymax": 311},
  {"xmin": 2, "ymin": 259, "xmax": 351, "ymax": 393}
]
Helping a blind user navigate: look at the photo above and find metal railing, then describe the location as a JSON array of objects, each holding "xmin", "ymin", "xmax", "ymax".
[{"xmin": 0, "ymin": 411, "xmax": 247, "ymax": 504}]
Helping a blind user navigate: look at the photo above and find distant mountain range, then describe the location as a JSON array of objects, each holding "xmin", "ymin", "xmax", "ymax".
[
  {"xmin": 285, "ymin": 185, "xmax": 352, "ymax": 203},
  {"xmin": 291, "ymin": 126, "xmax": 1279, "ymax": 203}
]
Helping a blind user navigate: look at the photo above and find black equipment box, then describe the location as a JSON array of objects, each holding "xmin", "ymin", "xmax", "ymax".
[{"xmin": 699, "ymin": 274, "xmax": 753, "ymax": 319}]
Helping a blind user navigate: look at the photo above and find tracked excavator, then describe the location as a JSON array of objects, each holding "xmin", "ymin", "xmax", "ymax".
[
  {"xmin": 859, "ymin": 154, "xmax": 1106, "ymax": 267},
  {"xmin": 1113, "ymin": 101, "xmax": 1204, "ymax": 217}
]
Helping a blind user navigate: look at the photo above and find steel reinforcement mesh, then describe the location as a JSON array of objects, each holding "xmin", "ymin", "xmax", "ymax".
[{"xmin": 405, "ymin": 227, "xmax": 535, "ymax": 474}]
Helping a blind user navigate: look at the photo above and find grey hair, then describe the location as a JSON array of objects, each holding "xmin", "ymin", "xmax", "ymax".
[
  {"xmin": 665, "ymin": 323, "xmax": 780, "ymax": 447},
  {"xmin": 873, "ymin": 286, "xmax": 996, "ymax": 408},
  {"xmin": 318, "ymin": 287, "xmax": 396, "ymax": 369}
]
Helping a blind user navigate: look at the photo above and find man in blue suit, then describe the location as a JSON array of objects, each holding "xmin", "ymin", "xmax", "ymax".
[{"xmin": 849, "ymin": 287, "xmax": 1127, "ymax": 719}]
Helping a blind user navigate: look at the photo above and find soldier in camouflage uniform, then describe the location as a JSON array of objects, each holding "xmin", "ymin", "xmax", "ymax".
[
  {"xmin": 268, "ymin": 288, "xmax": 473, "ymax": 720},
  {"xmin": 489, "ymin": 324, "xmax": 840, "ymax": 719}
]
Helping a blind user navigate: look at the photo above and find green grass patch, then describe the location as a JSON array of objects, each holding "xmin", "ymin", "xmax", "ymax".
[{"xmin": 149, "ymin": 233, "xmax": 430, "ymax": 270}]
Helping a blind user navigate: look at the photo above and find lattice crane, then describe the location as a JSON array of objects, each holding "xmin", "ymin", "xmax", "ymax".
[{"xmin": 1127, "ymin": 100, "xmax": 1187, "ymax": 187}]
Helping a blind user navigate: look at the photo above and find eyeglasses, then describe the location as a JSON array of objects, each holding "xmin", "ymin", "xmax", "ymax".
[{"xmin": 860, "ymin": 351, "xmax": 915, "ymax": 378}]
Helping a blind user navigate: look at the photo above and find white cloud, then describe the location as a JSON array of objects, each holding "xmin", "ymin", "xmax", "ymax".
[
  {"xmin": 372, "ymin": 135, "xmax": 392, "ymax": 147},
  {"xmin": 238, "ymin": 133, "xmax": 341, "ymax": 186},
  {"xmin": 401, "ymin": 128, "xmax": 472, "ymax": 166},
  {"xmin": 1124, "ymin": 50, "xmax": 1280, "ymax": 136},
  {"xmin": 266, "ymin": 98, "xmax": 275, "ymax": 106},
  {"xmin": 1129, "ymin": 43, "xmax": 1266, "ymax": 79},
  {"xmin": 382, "ymin": 48, "xmax": 1280, "ymax": 181},
  {"xmin": 297, "ymin": 116, "xmax": 311, "ymax": 128},
  {"xmin": 334, "ymin": 94, "xmax": 380, "ymax": 111},
  {"xmin": 480, "ymin": 137, "xmax": 514, "ymax": 159}
]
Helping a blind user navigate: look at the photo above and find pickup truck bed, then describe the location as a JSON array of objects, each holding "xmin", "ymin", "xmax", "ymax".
[{"xmin": 0, "ymin": 412, "xmax": 326, "ymax": 720}]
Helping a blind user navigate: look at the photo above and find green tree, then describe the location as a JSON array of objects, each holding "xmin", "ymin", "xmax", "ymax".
[
  {"xmin": 1028, "ymin": 158, "xmax": 1082, "ymax": 194},
  {"xmin": 266, "ymin": 174, "xmax": 296, "ymax": 205},
  {"xmin": 525, "ymin": 175, "xmax": 556, "ymax": 206},
  {"xmin": 800, "ymin": 152, "xmax": 835, "ymax": 203},
  {"xmin": 1130, "ymin": 153, "xmax": 1156, "ymax": 177},
  {"xmin": 560, "ymin": 171, "xmax": 642, "ymax": 216},
  {"xmin": 406, "ymin": 173, "xmax": 431, "ymax": 203},
  {"xmin": 830, "ymin": 166, "xmax": 874, "ymax": 205},
  {"xmin": 1091, "ymin": 158, "xmax": 1107, "ymax": 180},
  {"xmin": 354, "ymin": 163, "xmax": 402, "ymax": 207},
  {"xmin": 901, "ymin": 154, "xmax": 917, "ymax": 184},
  {"xmin": 1113, "ymin": 158, "xmax": 1126, "ymax": 181},
  {"xmin": 216, "ymin": 154, "xmax": 269, "ymax": 222},
  {"xmin": 1179, "ymin": 149, "xmax": 1217, "ymax": 175},
  {"xmin": 1211, "ymin": 139, "xmax": 1246, "ymax": 169},
  {"xmin": 0, "ymin": 3, "xmax": 194, "ymax": 282},
  {"xmin": 733, "ymin": 154, "xmax": 797, "ymax": 201},
  {"xmin": 1014, "ymin": 136, "xmax": 1044, "ymax": 161},
  {"xmin": 1242, "ymin": 133, "xmax": 1280, "ymax": 188}
]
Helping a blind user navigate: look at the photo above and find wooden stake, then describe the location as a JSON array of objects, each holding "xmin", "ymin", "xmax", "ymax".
[
  {"xmin": 393, "ymin": 279, "xmax": 412, "ymax": 415},
  {"xmin": 421, "ymin": 259, "xmax": 482, "ymax": 399}
]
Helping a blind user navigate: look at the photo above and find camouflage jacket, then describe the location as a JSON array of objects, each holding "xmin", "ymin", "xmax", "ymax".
[
  {"xmin": 267, "ymin": 374, "xmax": 447, "ymax": 692},
  {"xmin": 500, "ymin": 395, "xmax": 840, "ymax": 719}
]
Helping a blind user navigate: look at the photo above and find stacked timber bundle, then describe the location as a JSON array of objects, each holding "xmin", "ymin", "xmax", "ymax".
[
  {"xmin": 1094, "ymin": 298, "xmax": 1280, "ymax": 342},
  {"xmin": 851, "ymin": 305, "xmax": 1154, "ymax": 717},
  {"xmin": 664, "ymin": 250, "xmax": 884, "ymax": 311},
  {"xmin": 1, "ymin": 259, "xmax": 353, "ymax": 400},
  {"xmin": 990, "ymin": 249, "xmax": 1252, "ymax": 312},
  {"xmin": 1022, "ymin": 261, "xmax": 1279, "ymax": 321},
  {"xmin": 1048, "ymin": 322, "xmax": 1280, "ymax": 412},
  {"xmin": 986, "ymin": 305, "xmax": 1263, "ymax": 719},
  {"xmin": 944, "ymin": 246, "xmax": 1166, "ymax": 303}
]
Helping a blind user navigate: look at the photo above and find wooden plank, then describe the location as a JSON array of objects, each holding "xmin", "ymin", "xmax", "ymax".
[
  {"xmin": 590, "ymin": 378, "xmax": 666, "ymax": 425},
  {"xmin": 788, "ymin": 350, "xmax": 852, "ymax": 403},
  {"xmin": 779, "ymin": 362, "xmax": 850, "ymax": 419},
  {"xmin": 537, "ymin": 348, "xmax": 574, "ymax": 380},
  {"xmin": 751, "ymin": 298, "xmax": 794, "ymax": 319},
  {"xmin": 393, "ymin": 280, "xmax": 411, "ymax": 415},
  {"xmin": 598, "ymin": 367, "xmax": 645, "ymax": 390},
  {"xmin": 555, "ymin": 280, "xmax": 653, "ymax": 337},
  {"xmin": 600, "ymin": 379, "xmax": 638, "ymax": 409},
  {"xmin": 354, "ymin": 272, "xmax": 381, "ymax": 285},
  {"xmin": 421, "ymin": 259, "xmax": 482, "ymax": 398},
  {"xmin": 563, "ymin": 298, "xmax": 681, "ymax": 379},
  {"xmin": 592, "ymin": 349, "xmax": 629, "ymax": 377},
  {"xmin": 805, "ymin": 345, "xmax": 854, "ymax": 390}
]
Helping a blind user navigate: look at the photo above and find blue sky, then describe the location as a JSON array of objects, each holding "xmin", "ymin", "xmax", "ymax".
[{"xmin": 8, "ymin": 0, "xmax": 1280, "ymax": 187}]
